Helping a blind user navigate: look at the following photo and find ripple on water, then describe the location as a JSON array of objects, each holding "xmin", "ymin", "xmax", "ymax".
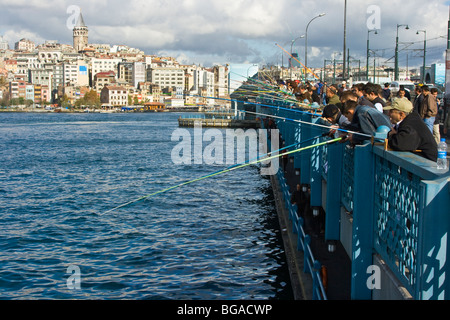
[{"xmin": 0, "ymin": 112, "xmax": 292, "ymax": 300}]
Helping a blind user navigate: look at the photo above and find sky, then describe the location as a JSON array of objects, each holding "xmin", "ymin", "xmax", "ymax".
[{"xmin": 0, "ymin": 0, "xmax": 449, "ymax": 69}]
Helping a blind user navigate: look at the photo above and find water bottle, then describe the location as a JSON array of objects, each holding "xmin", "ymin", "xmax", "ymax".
[{"xmin": 437, "ymin": 138, "xmax": 448, "ymax": 170}]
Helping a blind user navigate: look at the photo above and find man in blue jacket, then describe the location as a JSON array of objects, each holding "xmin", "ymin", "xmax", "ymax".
[{"xmin": 343, "ymin": 100, "xmax": 392, "ymax": 144}]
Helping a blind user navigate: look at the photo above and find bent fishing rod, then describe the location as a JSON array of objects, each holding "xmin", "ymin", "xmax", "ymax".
[{"xmin": 100, "ymin": 136, "xmax": 340, "ymax": 215}]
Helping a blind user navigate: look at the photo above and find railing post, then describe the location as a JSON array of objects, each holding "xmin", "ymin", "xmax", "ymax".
[
  {"xmin": 304, "ymin": 235, "xmax": 312, "ymax": 273},
  {"xmin": 313, "ymin": 260, "xmax": 322, "ymax": 300},
  {"xmin": 325, "ymin": 142, "xmax": 344, "ymax": 240},
  {"xmin": 351, "ymin": 143, "xmax": 375, "ymax": 300},
  {"xmin": 300, "ymin": 113, "xmax": 311, "ymax": 185},
  {"xmin": 417, "ymin": 176, "xmax": 450, "ymax": 299},
  {"xmin": 310, "ymin": 116, "xmax": 322, "ymax": 208}
]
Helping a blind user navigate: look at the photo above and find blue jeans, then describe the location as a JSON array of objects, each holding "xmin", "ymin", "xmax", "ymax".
[{"xmin": 423, "ymin": 117, "xmax": 435, "ymax": 134}]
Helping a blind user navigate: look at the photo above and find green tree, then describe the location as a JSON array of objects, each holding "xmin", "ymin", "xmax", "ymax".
[{"xmin": 83, "ymin": 90, "xmax": 101, "ymax": 108}]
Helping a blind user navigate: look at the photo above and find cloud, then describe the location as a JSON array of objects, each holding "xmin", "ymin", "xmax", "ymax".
[{"xmin": 0, "ymin": 0, "xmax": 448, "ymax": 68}]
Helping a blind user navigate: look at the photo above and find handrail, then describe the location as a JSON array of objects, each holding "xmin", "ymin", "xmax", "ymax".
[
  {"xmin": 276, "ymin": 167, "xmax": 328, "ymax": 300},
  {"xmin": 252, "ymin": 91, "xmax": 450, "ymax": 300}
]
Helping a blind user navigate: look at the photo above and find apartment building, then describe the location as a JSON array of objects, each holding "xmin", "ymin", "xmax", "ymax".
[
  {"xmin": 94, "ymin": 71, "xmax": 116, "ymax": 92},
  {"xmin": 14, "ymin": 38, "xmax": 35, "ymax": 52},
  {"xmin": 100, "ymin": 85, "xmax": 128, "ymax": 106},
  {"xmin": 90, "ymin": 57, "xmax": 122, "ymax": 83},
  {"xmin": 63, "ymin": 60, "xmax": 89, "ymax": 87},
  {"xmin": 147, "ymin": 66, "xmax": 184, "ymax": 90}
]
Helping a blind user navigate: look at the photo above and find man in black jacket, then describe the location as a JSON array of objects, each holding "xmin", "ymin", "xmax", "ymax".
[{"xmin": 384, "ymin": 98, "xmax": 438, "ymax": 162}]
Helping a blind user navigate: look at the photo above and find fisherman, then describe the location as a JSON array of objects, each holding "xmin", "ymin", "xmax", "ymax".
[
  {"xmin": 326, "ymin": 85, "xmax": 341, "ymax": 105},
  {"xmin": 343, "ymin": 100, "xmax": 392, "ymax": 144},
  {"xmin": 384, "ymin": 97, "xmax": 438, "ymax": 161}
]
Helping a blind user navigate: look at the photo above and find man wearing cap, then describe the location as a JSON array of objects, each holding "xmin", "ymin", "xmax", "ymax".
[
  {"xmin": 384, "ymin": 97, "xmax": 438, "ymax": 162},
  {"xmin": 326, "ymin": 85, "xmax": 341, "ymax": 105}
]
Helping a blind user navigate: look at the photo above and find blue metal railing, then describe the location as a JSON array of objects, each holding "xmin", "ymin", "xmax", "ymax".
[
  {"xmin": 251, "ymin": 91, "xmax": 450, "ymax": 300},
  {"xmin": 276, "ymin": 169, "xmax": 327, "ymax": 300}
]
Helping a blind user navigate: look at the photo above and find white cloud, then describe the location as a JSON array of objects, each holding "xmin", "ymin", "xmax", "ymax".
[{"xmin": 0, "ymin": 0, "xmax": 448, "ymax": 67}]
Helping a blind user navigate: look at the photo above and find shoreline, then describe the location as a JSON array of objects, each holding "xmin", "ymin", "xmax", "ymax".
[{"xmin": 0, "ymin": 107, "xmax": 204, "ymax": 114}]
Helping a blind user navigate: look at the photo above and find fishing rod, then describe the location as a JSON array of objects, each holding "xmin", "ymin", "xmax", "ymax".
[
  {"xmin": 275, "ymin": 43, "xmax": 320, "ymax": 80},
  {"xmin": 188, "ymin": 94, "xmax": 321, "ymax": 117},
  {"xmin": 188, "ymin": 92, "xmax": 379, "ymax": 140},
  {"xmin": 100, "ymin": 135, "xmax": 337, "ymax": 215},
  {"xmin": 241, "ymin": 109, "xmax": 374, "ymax": 139}
]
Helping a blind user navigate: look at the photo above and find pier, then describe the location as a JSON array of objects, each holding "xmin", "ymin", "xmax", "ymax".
[
  {"xmin": 178, "ymin": 110, "xmax": 260, "ymax": 128},
  {"xmin": 238, "ymin": 89, "xmax": 450, "ymax": 300}
]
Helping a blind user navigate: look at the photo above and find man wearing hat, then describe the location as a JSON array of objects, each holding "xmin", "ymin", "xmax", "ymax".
[
  {"xmin": 384, "ymin": 98, "xmax": 437, "ymax": 162},
  {"xmin": 326, "ymin": 85, "xmax": 341, "ymax": 106}
]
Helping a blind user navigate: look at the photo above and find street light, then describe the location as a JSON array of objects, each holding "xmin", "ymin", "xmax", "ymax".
[
  {"xmin": 290, "ymin": 34, "xmax": 305, "ymax": 79},
  {"xmin": 367, "ymin": 29, "xmax": 378, "ymax": 81},
  {"xmin": 416, "ymin": 29, "xmax": 426, "ymax": 83},
  {"xmin": 305, "ymin": 13, "xmax": 326, "ymax": 80},
  {"xmin": 395, "ymin": 24, "xmax": 409, "ymax": 81}
]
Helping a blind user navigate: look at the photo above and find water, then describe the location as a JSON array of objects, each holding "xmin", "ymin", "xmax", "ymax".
[{"xmin": 0, "ymin": 112, "xmax": 292, "ymax": 300}]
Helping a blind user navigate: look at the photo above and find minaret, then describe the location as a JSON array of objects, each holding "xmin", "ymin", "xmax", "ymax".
[{"xmin": 73, "ymin": 12, "xmax": 88, "ymax": 52}]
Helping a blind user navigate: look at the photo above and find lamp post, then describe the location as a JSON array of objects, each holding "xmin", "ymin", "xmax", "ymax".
[
  {"xmin": 305, "ymin": 13, "xmax": 326, "ymax": 80},
  {"xmin": 247, "ymin": 64, "xmax": 258, "ymax": 79},
  {"xmin": 290, "ymin": 34, "xmax": 305, "ymax": 80},
  {"xmin": 395, "ymin": 24, "xmax": 409, "ymax": 81},
  {"xmin": 367, "ymin": 29, "xmax": 378, "ymax": 81},
  {"xmin": 416, "ymin": 29, "xmax": 426, "ymax": 83}
]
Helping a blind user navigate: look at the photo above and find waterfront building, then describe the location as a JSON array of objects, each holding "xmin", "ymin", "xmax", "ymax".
[
  {"xmin": 100, "ymin": 85, "xmax": 128, "ymax": 107},
  {"xmin": 164, "ymin": 97, "xmax": 185, "ymax": 108},
  {"xmin": 33, "ymin": 84, "xmax": 50, "ymax": 104},
  {"xmin": 73, "ymin": 12, "xmax": 88, "ymax": 52},
  {"xmin": 63, "ymin": 85, "xmax": 90, "ymax": 105},
  {"xmin": 9, "ymin": 80, "xmax": 26, "ymax": 100},
  {"xmin": 138, "ymin": 81, "xmax": 161, "ymax": 103},
  {"xmin": 25, "ymin": 84, "xmax": 34, "ymax": 102}
]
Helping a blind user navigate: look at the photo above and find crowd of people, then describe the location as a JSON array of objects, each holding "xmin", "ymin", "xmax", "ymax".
[{"xmin": 277, "ymin": 79, "xmax": 448, "ymax": 162}]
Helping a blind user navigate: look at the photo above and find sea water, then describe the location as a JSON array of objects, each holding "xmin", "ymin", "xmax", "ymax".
[{"xmin": 0, "ymin": 112, "xmax": 292, "ymax": 300}]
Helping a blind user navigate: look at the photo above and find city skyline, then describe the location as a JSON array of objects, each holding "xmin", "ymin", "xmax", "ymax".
[{"xmin": 0, "ymin": 0, "xmax": 448, "ymax": 69}]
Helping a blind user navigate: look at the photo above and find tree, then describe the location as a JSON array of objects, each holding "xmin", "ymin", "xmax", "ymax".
[
  {"xmin": 74, "ymin": 90, "xmax": 101, "ymax": 108},
  {"xmin": 83, "ymin": 90, "xmax": 101, "ymax": 108},
  {"xmin": 59, "ymin": 94, "xmax": 70, "ymax": 108}
]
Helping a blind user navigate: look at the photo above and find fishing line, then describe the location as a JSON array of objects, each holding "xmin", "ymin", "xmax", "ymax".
[
  {"xmin": 187, "ymin": 93, "xmax": 377, "ymax": 140},
  {"xmin": 275, "ymin": 43, "xmax": 320, "ymax": 80},
  {"xmin": 242, "ymin": 109, "xmax": 374, "ymax": 139},
  {"xmin": 100, "ymin": 135, "xmax": 338, "ymax": 215}
]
